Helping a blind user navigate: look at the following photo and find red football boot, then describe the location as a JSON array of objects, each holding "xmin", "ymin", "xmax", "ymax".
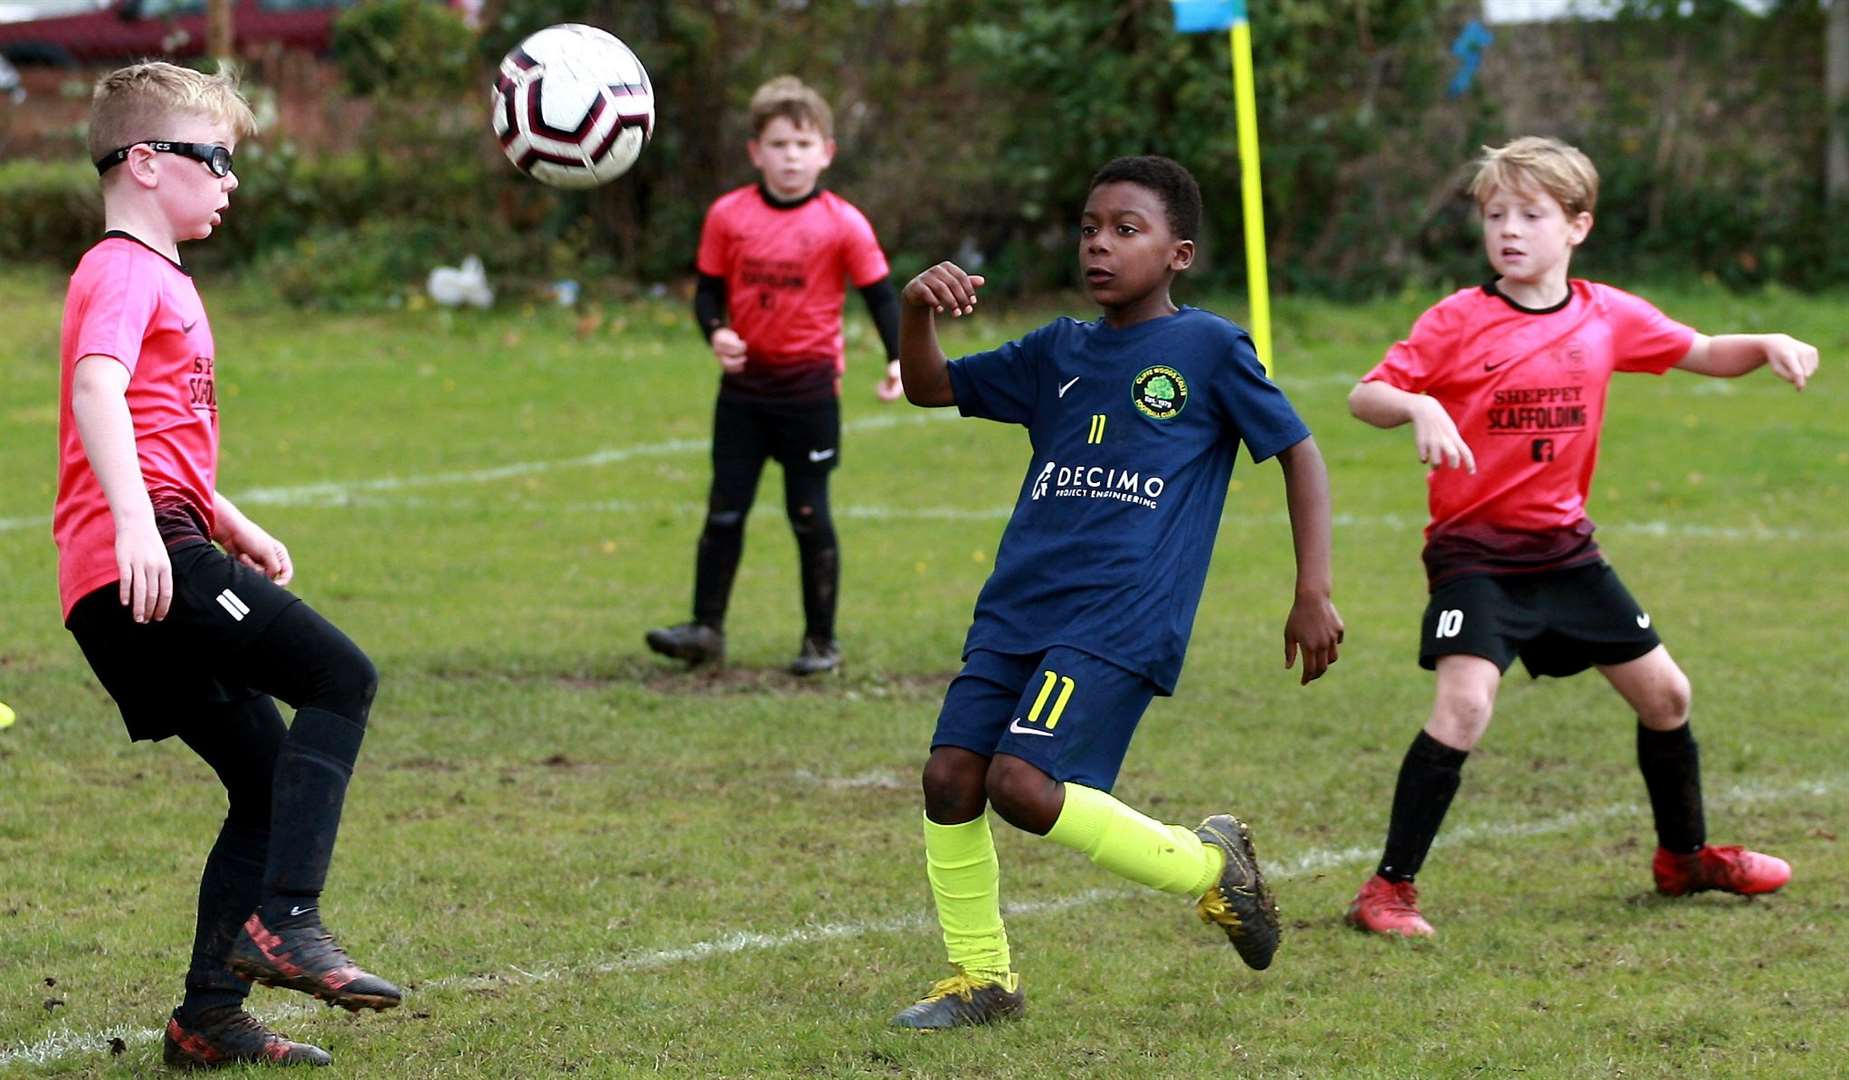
[
  {"xmin": 228, "ymin": 913, "xmax": 402, "ymax": 1012},
  {"xmin": 1653, "ymin": 844, "xmax": 1791, "ymax": 897},
  {"xmin": 1345, "ymin": 874, "xmax": 1436, "ymax": 937},
  {"xmin": 162, "ymin": 1007, "xmax": 331, "ymax": 1069}
]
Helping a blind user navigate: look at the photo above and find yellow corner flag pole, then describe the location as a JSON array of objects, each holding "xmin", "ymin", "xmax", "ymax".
[{"xmin": 1227, "ymin": 16, "xmax": 1272, "ymax": 372}]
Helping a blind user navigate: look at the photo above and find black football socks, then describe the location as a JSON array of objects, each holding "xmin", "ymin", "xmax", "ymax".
[
  {"xmin": 1378, "ymin": 730, "xmax": 1470, "ymax": 882},
  {"xmin": 260, "ymin": 707, "xmax": 367, "ymax": 930},
  {"xmin": 693, "ymin": 507, "xmax": 746, "ymax": 630},
  {"xmin": 184, "ymin": 823, "xmax": 268, "ymax": 1019},
  {"xmin": 793, "ymin": 525, "xmax": 837, "ymax": 642},
  {"xmin": 1637, "ymin": 722, "xmax": 1705, "ymax": 854}
]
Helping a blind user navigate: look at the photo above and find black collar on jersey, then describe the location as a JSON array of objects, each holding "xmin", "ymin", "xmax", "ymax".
[
  {"xmin": 757, "ymin": 181, "xmax": 824, "ymax": 211},
  {"xmin": 1483, "ymin": 278, "xmax": 1570, "ymax": 315},
  {"xmin": 102, "ymin": 229, "xmax": 189, "ymax": 274}
]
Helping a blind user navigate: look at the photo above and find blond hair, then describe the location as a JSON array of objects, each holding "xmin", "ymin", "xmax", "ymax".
[
  {"xmin": 87, "ymin": 61, "xmax": 258, "ymax": 163},
  {"xmin": 1468, "ymin": 136, "xmax": 1599, "ymax": 216},
  {"xmin": 748, "ymin": 75, "xmax": 832, "ymax": 140}
]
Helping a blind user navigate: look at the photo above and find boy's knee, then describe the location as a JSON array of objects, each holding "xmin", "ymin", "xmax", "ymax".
[
  {"xmin": 1638, "ymin": 669, "xmax": 1692, "ymax": 730},
  {"xmin": 323, "ymin": 642, "xmax": 378, "ymax": 720},
  {"xmin": 1429, "ymin": 688, "xmax": 1494, "ymax": 749},
  {"xmin": 984, "ymin": 756, "xmax": 1061, "ymax": 835},
  {"xmin": 922, "ymin": 750, "xmax": 986, "ymax": 821},
  {"xmin": 703, "ymin": 509, "xmax": 746, "ymax": 533}
]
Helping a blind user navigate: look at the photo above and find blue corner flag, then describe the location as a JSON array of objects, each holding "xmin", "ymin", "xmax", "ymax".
[
  {"xmin": 1173, "ymin": 0, "xmax": 1245, "ymax": 33},
  {"xmin": 1446, "ymin": 20, "xmax": 1493, "ymax": 98}
]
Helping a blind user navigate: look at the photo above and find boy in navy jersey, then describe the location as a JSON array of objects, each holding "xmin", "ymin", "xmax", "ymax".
[
  {"xmin": 889, "ymin": 156, "xmax": 1344, "ymax": 1028},
  {"xmin": 644, "ymin": 75, "xmax": 902, "ymax": 675},
  {"xmin": 1343, "ymin": 137, "xmax": 1819, "ymax": 938}
]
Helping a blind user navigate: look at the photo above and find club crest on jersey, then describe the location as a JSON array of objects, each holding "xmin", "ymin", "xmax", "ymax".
[{"xmin": 1132, "ymin": 365, "xmax": 1187, "ymax": 420}]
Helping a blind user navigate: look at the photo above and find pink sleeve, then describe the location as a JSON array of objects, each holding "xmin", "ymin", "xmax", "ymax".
[
  {"xmin": 837, "ymin": 201, "xmax": 890, "ymax": 288},
  {"xmin": 1362, "ymin": 301, "xmax": 1455, "ymax": 393},
  {"xmin": 70, "ymin": 248, "xmax": 159, "ymax": 376},
  {"xmin": 1600, "ymin": 285, "xmax": 1697, "ymax": 374},
  {"xmin": 694, "ymin": 201, "xmax": 730, "ymax": 278}
]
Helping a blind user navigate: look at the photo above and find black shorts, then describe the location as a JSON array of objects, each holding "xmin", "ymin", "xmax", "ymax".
[
  {"xmin": 713, "ymin": 395, "xmax": 840, "ymax": 476},
  {"xmin": 1418, "ymin": 561, "xmax": 1661, "ymax": 678},
  {"xmin": 66, "ymin": 541, "xmax": 301, "ymax": 741}
]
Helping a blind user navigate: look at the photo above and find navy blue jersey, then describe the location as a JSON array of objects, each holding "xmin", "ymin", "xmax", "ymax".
[{"xmin": 946, "ymin": 307, "xmax": 1308, "ymax": 693}]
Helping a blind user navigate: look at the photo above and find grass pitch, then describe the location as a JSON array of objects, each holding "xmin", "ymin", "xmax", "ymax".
[{"xmin": 0, "ymin": 271, "xmax": 1844, "ymax": 1077}]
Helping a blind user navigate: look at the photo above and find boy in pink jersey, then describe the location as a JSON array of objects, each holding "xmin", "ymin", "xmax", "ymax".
[
  {"xmin": 1344, "ymin": 137, "xmax": 1820, "ymax": 938},
  {"xmin": 644, "ymin": 75, "xmax": 902, "ymax": 676},
  {"xmin": 56, "ymin": 63, "xmax": 400, "ymax": 1068}
]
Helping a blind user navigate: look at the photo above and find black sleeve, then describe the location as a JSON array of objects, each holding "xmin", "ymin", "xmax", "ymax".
[
  {"xmin": 693, "ymin": 273, "xmax": 727, "ymax": 342},
  {"xmin": 858, "ymin": 276, "xmax": 902, "ymax": 361}
]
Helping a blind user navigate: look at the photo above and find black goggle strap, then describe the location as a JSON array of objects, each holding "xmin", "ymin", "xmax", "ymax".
[{"xmin": 94, "ymin": 141, "xmax": 232, "ymax": 177}]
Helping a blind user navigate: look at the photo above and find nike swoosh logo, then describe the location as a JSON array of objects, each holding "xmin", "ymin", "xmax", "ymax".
[
  {"xmin": 289, "ymin": 905, "xmax": 315, "ymax": 917},
  {"xmin": 1636, "ymin": 613, "xmax": 1651, "ymax": 629},
  {"xmin": 1057, "ymin": 376, "xmax": 1081, "ymax": 398},
  {"xmin": 807, "ymin": 448, "xmax": 836, "ymax": 462},
  {"xmin": 1007, "ymin": 718, "xmax": 1054, "ymax": 737},
  {"xmin": 181, "ymin": 318, "xmax": 199, "ymax": 334},
  {"xmin": 1483, "ymin": 357, "xmax": 1516, "ymax": 372}
]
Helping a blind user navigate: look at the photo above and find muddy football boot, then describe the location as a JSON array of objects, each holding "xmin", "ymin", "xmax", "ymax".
[
  {"xmin": 228, "ymin": 913, "xmax": 402, "ymax": 1012},
  {"xmin": 644, "ymin": 622, "xmax": 725, "ymax": 666},
  {"xmin": 162, "ymin": 1006, "xmax": 331, "ymax": 1069},
  {"xmin": 890, "ymin": 969, "xmax": 1025, "ymax": 1030},
  {"xmin": 788, "ymin": 636, "xmax": 841, "ymax": 676},
  {"xmin": 1193, "ymin": 814, "xmax": 1282, "ymax": 970}
]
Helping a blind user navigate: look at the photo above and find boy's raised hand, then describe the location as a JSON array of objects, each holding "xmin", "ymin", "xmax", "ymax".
[
  {"xmin": 904, "ymin": 262, "xmax": 985, "ymax": 318},
  {"xmin": 711, "ymin": 327, "xmax": 748, "ymax": 373},
  {"xmin": 1411, "ymin": 395, "xmax": 1476, "ymax": 473},
  {"xmin": 1764, "ymin": 333, "xmax": 1820, "ymax": 391}
]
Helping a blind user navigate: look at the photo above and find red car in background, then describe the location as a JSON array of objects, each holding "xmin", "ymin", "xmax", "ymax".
[{"xmin": 0, "ymin": 0, "xmax": 355, "ymax": 65}]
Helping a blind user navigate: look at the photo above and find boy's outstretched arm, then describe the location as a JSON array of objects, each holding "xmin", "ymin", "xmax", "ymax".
[
  {"xmin": 212, "ymin": 492, "xmax": 293, "ymax": 586},
  {"xmin": 1277, "ymin": 435, "xmax": 1344, "ymax": 685},
  {"xmin": 1674, "ymin": 333, "xmax": 1820, "ymax": 390},
  {"xmin": 1348, "ymin": 379, "xmax": 1476, "ymax": 473},
  {"xmin": 897, "ymin": 261, "xmax": 984, "ymax": 408},
  {"xmin": 71, "ymin": 356, "xmax": 170, "ymax": 623}
]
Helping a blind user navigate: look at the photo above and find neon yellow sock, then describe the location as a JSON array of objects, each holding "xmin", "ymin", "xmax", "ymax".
[
  {"xmin": 923, "ymin": 813, "xmax": 1011, "ymax": 978},
  {"xmin": 1045, "ymin": 783, "xmax": 1222, "ymax": 897}
]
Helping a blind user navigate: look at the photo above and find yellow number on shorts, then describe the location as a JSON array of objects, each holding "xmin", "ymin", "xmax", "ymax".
[{"xmin": 1027, "ymin": 669, "xmax": 1078, "ymax": 730}]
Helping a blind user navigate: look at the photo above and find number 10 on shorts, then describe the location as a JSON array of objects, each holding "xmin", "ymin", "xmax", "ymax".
[
  {"xmin": 1434, "ymin": 609, "xmax": 1464, "ymax": 639},
  {"xmin": 1027, "ymin": 670, "xmax": 1077, "ymax": 730}
]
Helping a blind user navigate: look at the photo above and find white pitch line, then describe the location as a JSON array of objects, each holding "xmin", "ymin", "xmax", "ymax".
[
  {"xmin": 0, "ymin": 413, "xmax": 961, "ymax": 534},
  {"xmin": 4, "ymin": 772, "xmax": 1838, "ymax": 1070},
  {"xmin": 2, "ymin": 403, "xmax": 1840, "ymax": 543}
]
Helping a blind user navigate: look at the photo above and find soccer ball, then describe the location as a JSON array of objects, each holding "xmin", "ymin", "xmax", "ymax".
[{"xmin": 491, "ymin": 24, "xmax": 655, "ymax": 189}]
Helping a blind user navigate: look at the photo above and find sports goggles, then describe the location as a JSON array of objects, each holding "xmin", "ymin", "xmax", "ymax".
[{"xmin": 95, "ymin": 141, "xmax": 234, "ymax": 178}]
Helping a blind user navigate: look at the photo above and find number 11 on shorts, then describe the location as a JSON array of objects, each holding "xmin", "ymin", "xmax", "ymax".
[{"xmin": 1028, "ymin": 669, "xmax": 1077, "ymax": 730}]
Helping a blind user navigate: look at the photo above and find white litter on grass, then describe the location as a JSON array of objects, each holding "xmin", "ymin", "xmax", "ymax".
[{"xmin": 426, "ymin": 256, "xmax": 494, "ymax": 310}]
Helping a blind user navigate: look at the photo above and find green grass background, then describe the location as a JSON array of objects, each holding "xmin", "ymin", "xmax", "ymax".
[{"xmin": 1, "ymin": 269, "xmax": 1844, "ymax": 1077}]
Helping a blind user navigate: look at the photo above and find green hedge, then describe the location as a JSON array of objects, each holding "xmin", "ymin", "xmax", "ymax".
[
  {"xmin": 0, "ymin": 140, "xmax": 590, "ymax": 308},
  {"xmin": 0, "ymin": 159, "xmax": 103, "ymax": 264}
]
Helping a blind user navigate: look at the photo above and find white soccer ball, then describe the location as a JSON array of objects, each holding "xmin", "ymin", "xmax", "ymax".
[{"xmin": 491, "ymin": 24, "xmax": 655, "ymax": 189}]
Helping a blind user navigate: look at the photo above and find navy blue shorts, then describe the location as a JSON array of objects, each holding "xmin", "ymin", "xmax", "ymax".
[
  {"xmin": 1419, "ymin": 561, "xmax": 1661, "ymax": 678},
  {"xmin": 931, "ymin": 647, "xmax": 1158, "ymax": 792}
]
